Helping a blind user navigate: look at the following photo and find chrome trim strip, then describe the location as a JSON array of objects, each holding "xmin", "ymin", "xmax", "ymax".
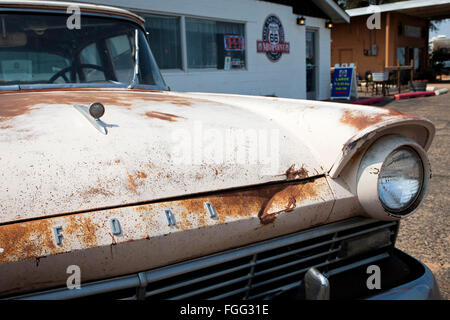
[
  {"xmin": 324, "ymin": 252, "xmax": 390, "ymax": 278},
  {"xmin": 0, "ymin": 85, "xmax": 19, "ymax": 91},
  {"xmin": 18, "ymin": 275, "xmax": 140, "ymax": 300},
  {"xmin": 168, "ymin": 274, "xmax": 252, "ymax": 300},
  {"xmin": 249, "ymin": 259, "xmax": 338, "ymax": 291},
  {"xmin": 208, "ymin": 286, "xmax": 251, "ymax": 300},
  {"xmin": 0, "ymin": 7, "xmax": 143, "ymax": 26},
  {"xmin": 0, "ymin": 82, "xmax": 169, "ymax": 92},
  {"xmin": 144, "ymin": 262, "xmax": 254, "ymax": 298},
  {"xmin": 128, "ymin": 29, "xmax": 139, "ymax": 89},
  {"xmin": 246, "ymin": 281, "xmax": 302, "ymax": 300},
  {"xmin": 253, "ymin": 248, "xmax": 342, "ymax": 278},
  {"xmin": 20, "ymin": 83, "xmax": 127, "ymax": 90}
]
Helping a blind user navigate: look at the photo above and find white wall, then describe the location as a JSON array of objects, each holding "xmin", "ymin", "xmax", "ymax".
[{"xmin": 61, "ymin": 0, "xmax": 331, "ymax": 100}]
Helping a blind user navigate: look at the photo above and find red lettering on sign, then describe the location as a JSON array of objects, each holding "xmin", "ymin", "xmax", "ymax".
[{"xmin": 224, "ymin": 35, "xmax": 245, "ymax": 51}]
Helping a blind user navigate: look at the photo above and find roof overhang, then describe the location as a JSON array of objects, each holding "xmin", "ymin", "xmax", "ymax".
[
  {"xmin": 314, "ymin": 0, "xmax": 350, "ymax": 23},
  {"xmin": 261, "ymin": 0, "xmax": 350, "ymax": 23},
  {"xmin": 346, "ymin": 0, "xmax": 450, "ymax": 21}
]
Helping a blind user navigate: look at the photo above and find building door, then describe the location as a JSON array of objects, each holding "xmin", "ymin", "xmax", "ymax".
[{"xmin": 306, "ymin": 30, "xmax": 317, "ymax": 99}]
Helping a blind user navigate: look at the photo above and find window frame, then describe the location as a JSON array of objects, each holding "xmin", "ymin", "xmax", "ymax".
[{"xmin": 131, "ymin": 10, "xmax": 247, "ymax": 72}]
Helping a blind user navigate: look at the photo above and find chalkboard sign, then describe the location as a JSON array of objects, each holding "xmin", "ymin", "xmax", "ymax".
[{"xmin": 331, "ymin": 64, "xmax": 358, "ymax": 100}]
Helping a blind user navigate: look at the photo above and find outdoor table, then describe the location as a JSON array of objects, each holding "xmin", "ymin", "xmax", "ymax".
[{"xmin": 373, "ymin": 80, "xmax": 388, "ymax": 96}]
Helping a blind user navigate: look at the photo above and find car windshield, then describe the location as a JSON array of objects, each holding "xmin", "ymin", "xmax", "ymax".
[{"xmin": 0, "ymin": 12, "xmax": 166, "ymax": 88}]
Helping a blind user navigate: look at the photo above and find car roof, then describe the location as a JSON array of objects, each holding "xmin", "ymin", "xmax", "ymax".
[{"xmin": 0, "ymin": 0, "xmax": 145, "ymax": 24}]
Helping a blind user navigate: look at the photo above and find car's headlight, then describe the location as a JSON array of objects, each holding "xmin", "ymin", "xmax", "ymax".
[
  {"xmin": 378, "ymin": 147, "xmax": 424, "ymax": 213},
  {"xmin": 357, "ymin": 135, "xmax": 431, "ymax": 220}
]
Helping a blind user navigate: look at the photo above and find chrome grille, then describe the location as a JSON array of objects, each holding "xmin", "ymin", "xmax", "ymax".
[{"xmin": 11, "ymin": 217, "xmax": 398, "ymax": 300}]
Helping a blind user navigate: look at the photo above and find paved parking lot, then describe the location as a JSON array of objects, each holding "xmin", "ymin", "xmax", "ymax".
[{"xmin": 375, "ymin": 92, "xmax": 449, "ymax": 299}]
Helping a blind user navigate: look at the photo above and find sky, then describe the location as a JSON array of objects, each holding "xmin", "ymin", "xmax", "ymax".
[{"xmin": 430, "ymin": 19, "xmax": 450, "ymax": 38}]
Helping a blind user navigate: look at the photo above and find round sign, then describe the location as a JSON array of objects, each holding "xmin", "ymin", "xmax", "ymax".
[{"xmin": 261, "ymin": 15, "xmax": 286, "ymax": 61}]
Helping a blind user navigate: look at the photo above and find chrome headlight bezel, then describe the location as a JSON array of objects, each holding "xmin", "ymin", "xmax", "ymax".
[{"xmin": 356, "ymin": 135, "xmax": 431, "ymax": 220}]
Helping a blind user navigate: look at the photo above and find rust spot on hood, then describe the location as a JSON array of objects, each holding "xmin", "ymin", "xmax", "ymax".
[
  {"xmin": 258, "ymin": 182, "xmax": 318, "ymax": 225},
  {"xmin": 0, "ymin": 214, "xmax": 99, "ymax": 264},
  {"xmin": 171, "ymin": 185, "xmax": 282, "ymax": 229},
  {"xmin": 136, "ymin": 171, "xmax": 147, "ymax": 179},
  {"xmin": 171, "ymin": 178, "xmax": 323, "ymax": 228},
  {"xmin": 0, "ymin": 220, "xmax": 56, "ymax": 263},
  {"xmin": 144, "ymin": 111, "xmax": 186, "ymax": 122},
  {"xmin": 64, "ymin": 215, "xmax": 99, "ymax": 248},
  {"xmin": 126, "ymin": 171, "xmax": 137, "ymax": 194},
  {"xmin": 82, "ymin": 187, "xmax": 113, "ymax": 198},
  {"xmin": 285, "ymin": 164, "xmax": 309, "ymax": 180},
  {"xmin": 339, "ymin": 108, "xmax": 419, "ymax": 131},
  {"xmin": 0, "ymin": 88, "xmax": 198, "ymax": 120}
]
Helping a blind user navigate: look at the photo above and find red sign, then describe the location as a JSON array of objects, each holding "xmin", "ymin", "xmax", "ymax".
[
  {"xmin": 256, "ymin": 41, "xmax": 290, "ymax": 53},
  {"xmin": 224, "ymin": 35, "xmax": 245, "ymax": 51}
]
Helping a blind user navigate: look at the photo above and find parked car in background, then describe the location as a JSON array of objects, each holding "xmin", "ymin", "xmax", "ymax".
[{"xmin": 0, "ymin": 1, "xmax": 441, "ymax": 300}]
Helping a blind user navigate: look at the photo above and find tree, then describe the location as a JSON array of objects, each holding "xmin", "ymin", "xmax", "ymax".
[{"xmin": 429, "ymin": 20, "xmax": 443, "ymax": 32}]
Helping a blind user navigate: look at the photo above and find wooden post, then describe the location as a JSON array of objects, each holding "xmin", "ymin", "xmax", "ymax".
[
  {"xmin": 385, "ymin": 12, "xmax": 391, "ymax": 68},
  {"xmin": 397, "ymin": 60, "xmax": 401, "ymax": 93}
]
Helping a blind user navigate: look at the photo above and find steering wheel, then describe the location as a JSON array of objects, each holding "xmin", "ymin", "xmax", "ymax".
[{"xmin": 49, "ymin": 64, "xmax": 106, "ymax": 83}]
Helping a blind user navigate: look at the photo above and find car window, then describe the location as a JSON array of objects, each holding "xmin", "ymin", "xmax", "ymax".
[
  {"xmin": 106, "ymin": 34, "xmax": 134, "ymax": 83},
  {"xmin": 0, "ymin": 51, "xmax": 70, "ymax": 84},
  {"xmin": 80, "ymin": 43, "xmax": 107, "ymax": 82}
]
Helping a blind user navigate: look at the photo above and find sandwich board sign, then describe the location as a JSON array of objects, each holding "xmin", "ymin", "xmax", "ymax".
[{"xmin": 331, "ymin": 63, "xmax": 358, "ymax": 100}]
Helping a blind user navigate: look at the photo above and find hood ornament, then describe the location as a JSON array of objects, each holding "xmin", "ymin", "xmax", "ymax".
[
  {"xmin": 73, "ymin": 102, "xmax": 117, "ymax": 135},
  {"xmin": 88, "ymin": 102, "xmax": 105, "ymax": 119}
]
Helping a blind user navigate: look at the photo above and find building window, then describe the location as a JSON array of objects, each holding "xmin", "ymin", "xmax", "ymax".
[
  {"xmin": 414, "ymin": 48, "xmax": 421, "ymax": 70},
  {"xmin": 138, "ymin": 13, "xmax": 182, "ymax": 70},
  {"xmin": 397, "ymin": 47, "xmax": 405, "ymax": 65},
  {"xmin": 133, "ymin": 11, "xmax": 245, "ymax": 71},
  {"xmin": 186, "ymin": 18, "xmax": 245, "ymax": 70},
  {"xmin": 404, "ymin": 25, "xmax": 421, "ymax": 39}
]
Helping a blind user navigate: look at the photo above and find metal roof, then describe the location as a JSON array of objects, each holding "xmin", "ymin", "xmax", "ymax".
[{"xmin": 346, "ymin": 0, "xmax": 450, "ymax": 20}]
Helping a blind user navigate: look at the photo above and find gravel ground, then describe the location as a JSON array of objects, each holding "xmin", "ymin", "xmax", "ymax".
[{"xmin": 376, "ymin": 91, "xmax": 449, "ymax": 300}]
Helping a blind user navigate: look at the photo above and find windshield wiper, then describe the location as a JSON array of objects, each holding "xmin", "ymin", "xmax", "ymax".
[{"xmin": 128, "ymin": 29, "xmax": 139, "ymax": 89}]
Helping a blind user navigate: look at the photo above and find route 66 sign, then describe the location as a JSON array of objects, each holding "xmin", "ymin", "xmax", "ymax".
[{"xmin": 257, "ymin": 15, "xmax": 290, "ymax": 62}]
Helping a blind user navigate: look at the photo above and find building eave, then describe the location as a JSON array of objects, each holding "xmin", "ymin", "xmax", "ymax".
[
  {"xmin": 313, "ymin": 0, "xmax": 350, "ymax": 23},
  {"xmin": 346, "ymin": 0, "xmax": 450, "ymax": 20}
]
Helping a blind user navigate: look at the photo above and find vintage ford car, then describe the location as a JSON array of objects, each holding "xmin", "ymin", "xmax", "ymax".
[{"xmin": 0, "ymin": 1, "xmax": 442, "ymax": 300}]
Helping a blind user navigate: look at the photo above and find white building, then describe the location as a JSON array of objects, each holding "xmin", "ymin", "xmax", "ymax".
[
  {"xmin": 430, "ymin": 35, "xmax": 450, "ymax": 52},
  {"xmin": 59, "ymin": 0, "xmax": 349, "ymax": 100}
]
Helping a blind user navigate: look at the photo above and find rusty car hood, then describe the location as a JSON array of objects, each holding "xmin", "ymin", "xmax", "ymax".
[{"xmin": 0, "ymin": 88, "xmax": 434, "ymax": 223}]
